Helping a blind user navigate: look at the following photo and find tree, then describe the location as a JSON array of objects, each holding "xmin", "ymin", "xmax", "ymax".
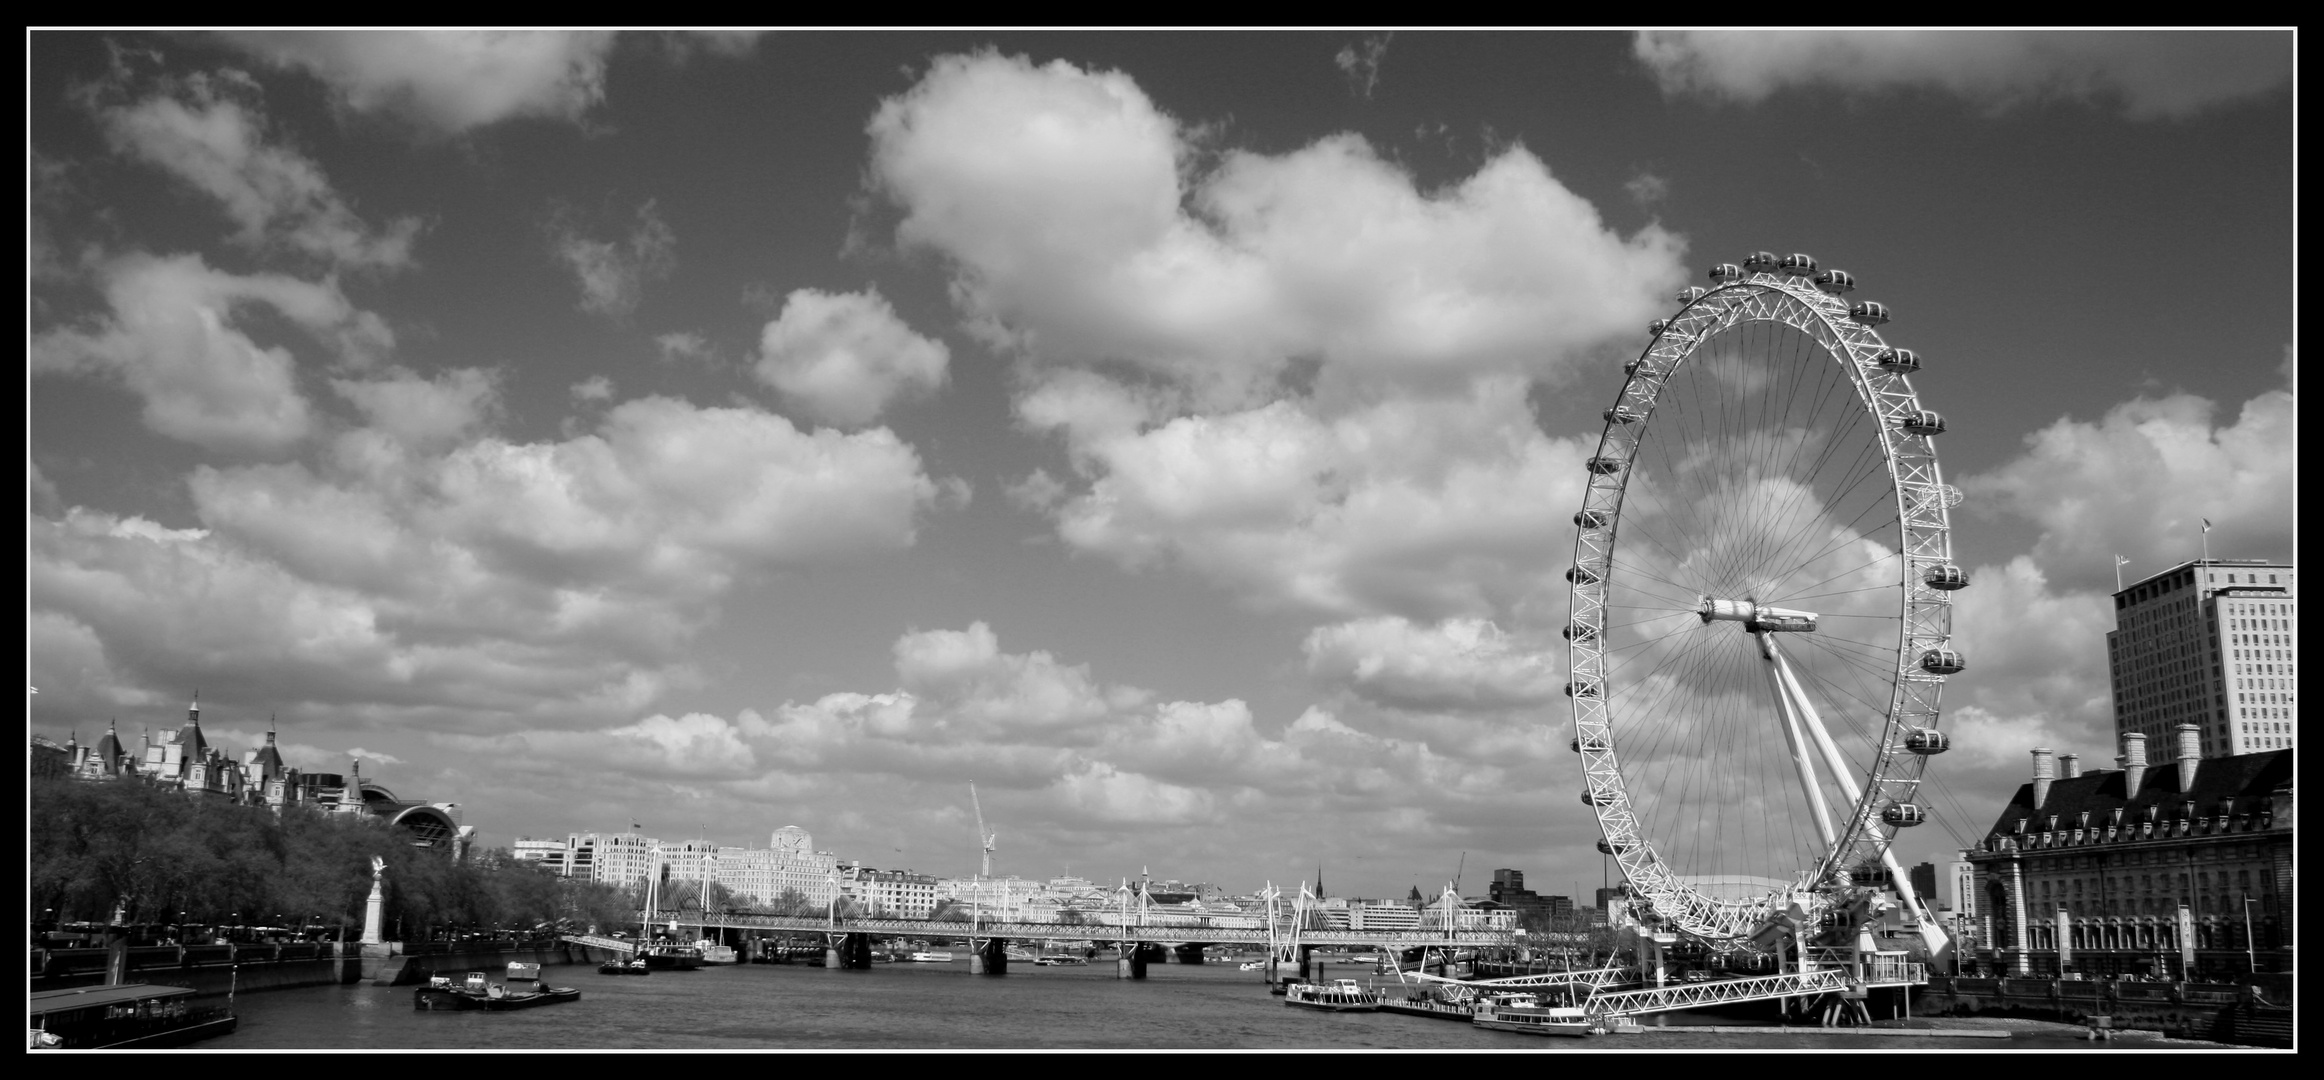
[{"xmin": 1057, "ymin": 907, "xmax": 1087, "ymax": 925}]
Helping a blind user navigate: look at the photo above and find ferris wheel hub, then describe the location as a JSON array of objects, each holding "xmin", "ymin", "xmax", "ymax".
[{"xmin": 1696, "ymin": 597, "xmax": 1819, "ymax": 633}]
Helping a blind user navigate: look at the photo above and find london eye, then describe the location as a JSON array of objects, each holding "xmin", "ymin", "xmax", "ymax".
[{"xmin": 1565, "ymin": 252, "xmax": 1965, "ymax": 956}]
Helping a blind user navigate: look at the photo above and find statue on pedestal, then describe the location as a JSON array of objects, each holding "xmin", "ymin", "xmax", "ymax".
[{"xmin": 361, "ymin": 856, "xmax": 388, "ymax": 945}]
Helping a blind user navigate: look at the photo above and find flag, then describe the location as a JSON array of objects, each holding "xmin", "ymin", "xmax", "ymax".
[
  {"xmin": 2202, "ymin": 519, "xmax": 2213, "ymax": 532},
  {"xmin": 2115, "ymin": 555, "xmax": 2129, "ymax": 567}
]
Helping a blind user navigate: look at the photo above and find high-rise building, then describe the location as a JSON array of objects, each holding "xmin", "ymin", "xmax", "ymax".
[{"xmin": 2107, "ymin": 558, "xmax": 2296, "ymax": 759}]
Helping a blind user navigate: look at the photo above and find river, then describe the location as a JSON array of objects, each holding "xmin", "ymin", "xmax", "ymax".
[{"xmin": 203, "ymin": 958, "xmax": 2200, "ymax": 1050}]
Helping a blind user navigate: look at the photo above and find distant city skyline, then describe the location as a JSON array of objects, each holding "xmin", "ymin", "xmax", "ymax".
[{"xmin": 29, "ymin": 31, "xmax": 2294, "ymax": 899}]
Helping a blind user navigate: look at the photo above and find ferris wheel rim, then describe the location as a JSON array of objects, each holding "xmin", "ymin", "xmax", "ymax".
[{"xmin": 1565, "ymin": 267, "xmax": 1959, "ymax": 945}]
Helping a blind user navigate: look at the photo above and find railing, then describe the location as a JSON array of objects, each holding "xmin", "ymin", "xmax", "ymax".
[
  {"xmin": 2182, "ymin": 984, "xmax": 2240, "ymax": 1004},
  {"xmin": 1407, "ymin": 965, "xmax": 1639, "ymax": 991},
  {"xmin": 644, "ymin": 911, "xmax": 1515, "ymax": 947},
  {"xmin": 560, "ymin": 934, "xmax": 635, "ymax": 955},
  {"xmin": 1584, "ymin": 968, "xmax": 1852, "ymax": 1019}
]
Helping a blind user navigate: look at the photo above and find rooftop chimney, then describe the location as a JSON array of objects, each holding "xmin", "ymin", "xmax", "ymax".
[
  {"xmin": 2031, "ymin": 747, "xmax": 2056, "ymax": 810},
  {"xmin": 2060, "ymin": 753, "xmax": 2081, "ymax": 779},
  {"xmin": 2176, "ymin": 723, "xmax": 2202, "ymax": 790},
  {"xmin": 2122, "ymin": 733, "xmax": 2149, "ymax": 798}
]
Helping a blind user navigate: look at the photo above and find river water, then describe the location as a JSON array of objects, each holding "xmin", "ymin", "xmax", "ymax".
[{"xmin": 204, "ymin": 958, "xmax": 2188, "ymax": 1051}]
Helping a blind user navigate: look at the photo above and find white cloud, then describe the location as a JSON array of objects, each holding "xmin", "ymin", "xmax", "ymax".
[
  {"xmin": 753, "ymin": 288, "xmax": 950, "ymax": 426},
  {"xmin": 220, "ymin": 30, "xmax": 618, "ymax": 134},
  {"xmin": 1029, "ymin": 376, "xmax": 1592, "ymax": 619},
  {"xmin": 1334, "ymin": 35, "xmax": 1391, "ymax": 99},
  {"xmin": 30, "ymin": 252, "xmax": 393, "ymax": 451},
  {"xmin": 549, "ymin": 200, "xmax": 676, "ymax": 320},
  {"xmin": 1634, "ymin": 30, "xmax": 2292, "ymax": 119},
  {"xmin": 95, "ymin": 70, "xmax": 419, "ymax": 271},
  {"xmin": 869, "ymin": 51, "xmax": 1685, "ymax": 402},
  {"xmin": 332, "ymin": 367, "xmax": 499, "ymax": 450},
  {"xmin": 570, "ymin": 375, "xmax": 615, "ymax": 403},
  {"xmin": 29, "ymin": 396, "xmax": 944, "ymax": 734},
  {"xmin": 654, "ymin": 331, "xmax": 713, "ymax": 365},
  {"xmin": 1304, "ymin": 616, "xmax": 1560, "ymax": 711},
  {"xmin": 1961, "ymin": 383, "xmax": 2295, "ymax": 592}
]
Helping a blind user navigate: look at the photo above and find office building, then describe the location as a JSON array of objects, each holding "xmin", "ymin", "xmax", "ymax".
[{"xmin": 2108, "ymin": 558, "xmax": 2296, "ymax": 759}]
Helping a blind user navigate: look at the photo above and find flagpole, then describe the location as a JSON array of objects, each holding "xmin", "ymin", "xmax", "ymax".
[{"xmin": 2114, "ymin": 555, "xmax": 2126, "ymax": 592}]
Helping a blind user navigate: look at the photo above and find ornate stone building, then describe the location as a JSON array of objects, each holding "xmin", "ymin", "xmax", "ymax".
[{"xmin": 1963, "ymin": 726, "xmax": 2292, "ymax": 979}]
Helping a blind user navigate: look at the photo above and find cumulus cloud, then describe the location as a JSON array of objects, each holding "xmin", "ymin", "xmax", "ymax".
[
  {"xmin": 654, "ymin": 331, "xmax": 714, "ymax": 366},
  {"xmin": 219, "ymin": 30, "xmax": 617, "ymax": 133},
  {"xmin": 1027, "ymin": 376, "xmax": 1593, "ymax": 619},
  {"xmin": 1304, "ymin": 616, "xmax": 1560, "ymax": 711},
  {"xmin": 1962, "ymin": 382, "xmax": 2295, "ymax": 591},
  {"xmin": 93, "ymin": 69, "xmax": 418, "ymax": 271},
  {"xmin": 28, "ymin": 397, "xmax": 944, "ymax": 735},
  {"xmin": 331, "ymin": 367, "xmax": 499, "ymax": 450},
  {"xmin": 548, "ymin": 200, "xmax": 676, "ymax": 320},
  {"xmin": 570, "ymin": 375, "xmax": 615, "ymax": 403},
  {"xmin": 753, "ymin": 287, "xmax": 950, "ymax": 426},
  {"xmin": 30, "ymin": 252, "xmax": 393, "ymax": 451},
  {"xmin": 869, "ymin": 51, "xmax": 1684, "ymax": 402},
  {"xmin": 1635, "ymin": 30, "xmax": 2292, "ymax": 119}
]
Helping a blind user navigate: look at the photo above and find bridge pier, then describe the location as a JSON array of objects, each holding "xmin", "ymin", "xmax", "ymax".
[
  {"xmin": 970, "ymin": 937, "xmax": 1009, "ymax": 975},
  {"xmin": 1116, "ymin": 942, "xmax": 1148, "ymax": 980},
  {"xmin": 1173, "ymin": 943, "xmax": 1205, "ymax": 966},
  {"xmin": 824, "ymin": 932, "xmax": 872, "ymax": 970}
]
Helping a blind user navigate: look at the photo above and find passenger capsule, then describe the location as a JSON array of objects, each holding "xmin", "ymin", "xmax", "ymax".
[
  {"xmin": 1919, "ymin": 648, "xmax": 1966, "ymax": 676},
  {"xmin": 1814, "ymin": 270, "xmax": 1856, "ymax": 294},
  {"xmin": 1649, "ymin": 319, "xmax": 1669, "ymax": 336},
  {"xmin": 1849, "ymin": 301, "xmax": 1891, "ymax": 326},
  {"xmin": 1778, "ymin": 253, "xmax": 1818, "ymax": 277},
  {"xmin": 1676, "ymin": 286, "xmax": 1709, "ymax": 304},
  {"xmin": 1904, "ymin": 729, "xmax": 1951, "ymax": 755},
  {"xmin": 1923, "ymin": 563, "xmax": 1970, "ymax": 590},
  {"xmin": 1582, "ymin": 789, "xmax": 1615, "ymax": 806},
  {"xmin": 1709, "ymin": 262, "xmax": 1745, "ymax": 283},
  {"xmin": 1585, "ymin": 456, "xmax": 1624, "ymax": 475},
  {"xmin": 1566, "ymin": 565, "xmax": 1601, "ymax": 585},
  {"xmin": 1563, "ymin": 622, "xmax": 1599, "ymax": 642},
  {"xmin": 1564, "ymin": 681, "xmax": 1600, "ymax": 699},
  {"xmin": 1623, "ymin": 359, "xmax": 1661, "ymax": 378},
  {"xmin": 1875, "ymin": 348, "xmax": 1921, "ymax": 374},
  {"xmin": 1573, "ymin": 509, "xmax": 1612, "ymax": 530},
  {"xmin": 1595, "ymin": 838, "xmax": 1632, "ymax": 855},
  {"xmin": 1882, "ymin": 803, "xmax": 1929, "ymax": 828},
  {"xmin": 1604, "ymin": 406, "xmax": 1642, "ymax": 424},
  {"xmin": 1743, "ymin": 251, "xmax": 1779, "ymax": 273},
  {"xmin": 1900, "ymin": 411, "xmax": 1947, "ymax": 436}
]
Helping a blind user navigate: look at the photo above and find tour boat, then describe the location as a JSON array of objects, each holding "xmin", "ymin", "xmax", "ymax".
[
  {"xmin": 692, "ymin": 939, "xmax": 741, "ymax": 965},
  {"xmin": 28, "ymin": 983, "xmax": 236, "ymax": 1049},
  {"xmin": 1471, "ymin": 994, "xmax": 1600, "ymax": 1037},
  {"xmin": 1033, "ymin": 954, "xmax": 1087, "ymax": 966},
  {"xmin": 1379, "ymin": 983, "xmax": 1483, "ymax": 1021},
  {"xmin": 1283, "ymin": 979, "xmax": 1383, "ymax": 1012},
  {"xmin": 599, "ymin": 956, "xmax": 650, "ymax": 975},
  {"xmin": 905, "ymin": 951, "xmax": 955, "ymax": 963}
]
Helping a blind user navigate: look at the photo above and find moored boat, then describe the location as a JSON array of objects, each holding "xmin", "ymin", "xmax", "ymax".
[
  {"xmin": 642, "ymin": 941, "xmax": 704, "ymax": 970},
  {"xmin": 692, "ymin": 939, "xmax": 741, "ymax": 965},
  {"xmin": 1380, "ymin": 983, "xmax": 1482, "ymax": 1021},
  {"xmin": 1283, "ymin": 979, "xmax": 1383, "ymax": 1012},
  {"xmin": 28, "ymin": 983, "xmax": 236, "ymax": 1049},
  {"xmin": 599, "ymin": 955, "xmax": 650, "ymax": 975},
  {"xmin": 1032, "ymin": 954, "xmax": 1087, "ymax": 966},
  {"xmin": 1472, "ymin": 994, "xmax": 1600, "ymax": 1038},
  {"xmin": 904, "ymin": 951, "xmax": 955, "ymax": 963}
]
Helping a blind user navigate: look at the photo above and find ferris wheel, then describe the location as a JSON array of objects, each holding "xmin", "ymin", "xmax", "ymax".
[{"xmin": 1565, "ymin": 251, "xmax": 1964, "ymax": 954}]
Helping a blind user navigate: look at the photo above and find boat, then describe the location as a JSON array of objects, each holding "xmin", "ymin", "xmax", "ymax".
[
  {"xmin": 1471, "ymin": 994, "xmax": 1601, "ymax": 1038},
  {"xmin": 1283, "ymin": 979, "xmax": 1383, "ymax": 1012},
  {"xmin": 1380, "ymin": 983, "xmax": 1484, "ymax": 1021},
  {"xmin": 641, "ymin": 941, "xmax": 704, "ymax": 970},
  {"xmin": 598, "ymin": 956, "xmax": 650, "ymax": 975},
  {"xmin": 1239, "ymin": 960, "xmax": 1264, "ymax": 971},
  {"xmin": 28, "ymin": 983, "xmax": 236, "ymax": 1049},
  {"xmin": 693, "ymin": 939, "xmax": 741, "ymax": 965},
  {"xmin": 1032, "ymin": 954, "xmax": 1087, "ymax": 966},
  {"xmin": 905, "ymin": 951, "xmax": 955, "ymax": 963},
  {"xmin": 414, "ymin": 971, "xmax": 582, "ymax": 1011}
]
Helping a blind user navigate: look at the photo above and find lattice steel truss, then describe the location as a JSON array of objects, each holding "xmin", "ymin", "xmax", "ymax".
[{"xmin": 1566, "ymin": 269, "xmax": 1957, "ymax": 947}]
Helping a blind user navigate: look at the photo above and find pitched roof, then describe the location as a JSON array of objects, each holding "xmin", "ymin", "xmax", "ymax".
[{"xmin": 1981, "ymin": 749, "xmax": 2292, "ymax": 837}]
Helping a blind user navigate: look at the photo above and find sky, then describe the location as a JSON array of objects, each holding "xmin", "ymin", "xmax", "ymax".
[{"xmin": 28, "ymin": 30, "xmax": 2294, "ymax": 902}]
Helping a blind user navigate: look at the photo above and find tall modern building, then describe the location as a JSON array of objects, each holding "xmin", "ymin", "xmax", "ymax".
[{"xmin": 2107, "ymin": 558, "xmax": 2296, "ymax": 759}]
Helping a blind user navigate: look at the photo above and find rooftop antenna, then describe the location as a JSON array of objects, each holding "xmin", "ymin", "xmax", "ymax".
[{"xmin": 969, "ymin": 782, "xmax": 996, "ymax": 879}]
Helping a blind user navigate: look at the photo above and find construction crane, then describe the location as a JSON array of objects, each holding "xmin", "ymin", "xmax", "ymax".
[
  {"xmin": 1452, "ymin": 851, "xmax": 1466, "ymax": 895},
  {"xmin": 969, "ymin": 782, "xmax": 997, "ymax": 880}
]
